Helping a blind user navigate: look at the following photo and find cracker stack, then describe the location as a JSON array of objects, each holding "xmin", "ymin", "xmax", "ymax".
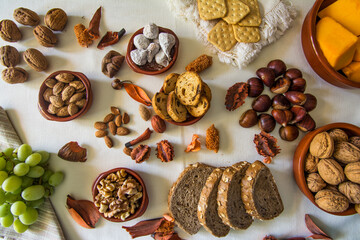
[{"xmin": 198, "ymin": 0, "xmax": 262, "ymax": 51}]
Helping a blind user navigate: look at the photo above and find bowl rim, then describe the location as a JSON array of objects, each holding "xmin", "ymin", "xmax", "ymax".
[
  {"xmin": 91, "ymin": 167, "xmax": 149, "ymax": 222},
  {"xmin": 126, "ymin": 26, "xmax": 179, "ymax": 75},
  {"xmin": 38, "ymin": 70, "xmax": 93, "ymax": 122},
  {"xmin": 305, "ymin": 0, "xmax": 360, "ymax": 88},
  {"xmin": 293, "ymin": 122, "xmax": 359, "ymax": 216}
]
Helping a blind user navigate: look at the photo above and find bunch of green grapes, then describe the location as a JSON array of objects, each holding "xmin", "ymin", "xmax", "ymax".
[{"xmin": 0, "ymin": 144, "xmax": 64, "ymax": 233}]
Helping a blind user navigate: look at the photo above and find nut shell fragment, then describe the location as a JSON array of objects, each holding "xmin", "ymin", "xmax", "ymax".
[
  {"xmin": 58, "ymin": 141, "xmax": 87, "ymax": 162},
  {"xmin": 66, "ymin": 195, "xmax": 100, "ymax": 228},
  {"xmin": 156, "ymin": 140, "xmax": 174, "ymax": 162}
]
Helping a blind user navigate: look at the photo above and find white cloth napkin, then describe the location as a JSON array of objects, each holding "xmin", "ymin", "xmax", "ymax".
[
  {"xmin": 0, "ymin": 107, "xmax": 65, "ymax": 240},
  {"xmin": 167, "ymin": 0, "xmax": 297, "ymax": 68}
]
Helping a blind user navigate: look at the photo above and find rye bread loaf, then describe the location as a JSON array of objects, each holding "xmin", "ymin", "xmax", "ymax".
[
  {"xmin": 168, "ymin": 163, "xmax": 215, "ymax": 235},
  {"xmin": 241, "ymin": 160, "xmax": 284, "ymax": 220},
  {"xmin": 198, "ymin": 168, "xmax": 230, "ymax": 237},
  {"xmin": 217, "ymin": 161, "xmax": 253, "ymax": 230}
]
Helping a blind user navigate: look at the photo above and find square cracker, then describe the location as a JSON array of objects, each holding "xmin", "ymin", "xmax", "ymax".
[
  {"xmin": 197, "ymin": 0, "xmax": 227, "ymax": 20},
  {"xmin": 208, "ymin": 20, "xmax": 237, "ymax": 52},
  {"xmin": 233, "ymin": 25, "xmax": 261, "ymax": 43},
  {"xmin": 223, "ymin": 0, "xmax": 250, "ymax": 25},
  {"xmin": 237, "ymin": 0, "xmax": 261, "ymax": 27}
]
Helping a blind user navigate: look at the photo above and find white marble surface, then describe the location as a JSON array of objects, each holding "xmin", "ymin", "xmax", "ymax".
[{"xmin": 0, "ymin": 0, "xmax": 359, "ymax": 239}]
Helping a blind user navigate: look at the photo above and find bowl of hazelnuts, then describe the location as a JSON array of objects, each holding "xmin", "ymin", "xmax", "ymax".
[{"xmin": 293, "ymin": 122, "xmax": 360, "ymax": 216}]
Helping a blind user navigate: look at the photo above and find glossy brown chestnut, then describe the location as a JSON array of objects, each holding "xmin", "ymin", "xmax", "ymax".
[
  {"xmin": 256, "ymin": 67, "xmax": 275, "ymax": 87},
  {"xmin": 303, "ymin": 93, "xmax": 317, "ymax": 112},
  {"xmin": 258, "ymin": 113, "xmax": 276, "ymax": 133},
  {"xmin": 290, "ymin": 105, "xmax": 307, "ymax": 124},
  {"xmin": 284, "ymin": 91, "xmax": 307, "ymax": 105},
  {"xmin": 272, "ymin": 94, "xmax": 291, "ymax": 110},
  {"xmin": 284, "ymin": 68, "xmax": 303, "ymax": 80},
  {"xmin": 252, "ymin": 94, "xmax": 271, "ymax": 112},
  {"xmin": 271, "ymin": 109, "xmax": 287, "ymax": 127},
  {"xmin": 279, "ymin": 125, "xmax": 299, "ymax": 141},
  {"xmin": 296, "ymin": 114, "xmax": 316, "ymax": 132},
  {"xmin": 284, "ymin": 110, "xmax": 294, "ymax": 124},
  {"xmin": 267, "ymin": 59, "xmax": 287, "ymax": 77},
  {"xmin": 239, "ymin": 109, "xmax": 258, "ymax": 128},
  {"xmin": 247, "ymin": 77, "xmax": 264, "ymax": 97},
  {"xmin": 290, "ymin": 78, "xmax": 307, "ymax": 92},
  {"xmin": 270, "ymin": 77, "xmax": 291, "ymax": 94}
]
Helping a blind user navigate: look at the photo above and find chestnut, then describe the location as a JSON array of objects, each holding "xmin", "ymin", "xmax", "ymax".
[
  {"xmin": 303, "ymin": 93, "xmax": 317, "ymax": 112},
  {"xmin": 239, "ymin": 109, "xmax": 258, "ymax": 128},
  {"xmin": 247, "ymin": 77, "xmax": 264, "ymax": 97},
  {"xmin": 271, "ymin": 109, "xmax": 290, "ymax": 127},
  {"xmin": 289, "ymin": 78, "xmax": 306, "ymax": 92},
  {"xmin": 256, "ymin": 67, "xmax": 275, "ymax": 87},
  {"xmin": 284, "ymin": 68, "xmax": 302, "ymax": 80},
  {"xmin": 252, "ymin": 94, "xmax": 271, "ymax": 112},
  {"xmin": 296, "ymin": 114, "xmax": 316, "ymax": 132},
  {"xmin": 267, "ymin": 59, "xmax": 286, "ymax": 77},
  {"xmin": 272, "ymin": 94, "xmax": 291, "ymax": 110},
  {"xmin": 279, "ymin": 125, "xmax": 299, "ymax": 141},
  {"xmin": 290, "ymin": 105, "xmax": 307, "ymax": 124},
  {"xmin": 284, "ymin": 110, "xmax": 294, "ymax": 124},
  {"xmin": 270, "ymin": 77, "xmax": 291, "ymax": 94},
  {"xmin": 284, "ymin": 91, "xmax": 307, "ymax": 105},
  {"xmin": 258, "ymin": 113, "xmax": 276, "ymax": 133}
]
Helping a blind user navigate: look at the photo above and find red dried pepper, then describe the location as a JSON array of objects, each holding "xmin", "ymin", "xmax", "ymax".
[
  {"xmin": 97, "ymin": 28, "xmax": 126, "ymax": 50},
  {"xmin": 123, "ymin": 82, "xmax": 152, "ymax": 106},
  {"xmin": 88, "ymin": 7, "xmax": 101, "ymax": 39}
]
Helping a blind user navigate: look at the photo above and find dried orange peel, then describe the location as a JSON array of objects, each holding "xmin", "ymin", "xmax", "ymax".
[{"xmin": 185, "ymin": 134, "xmax": 201, "ymax": 152}]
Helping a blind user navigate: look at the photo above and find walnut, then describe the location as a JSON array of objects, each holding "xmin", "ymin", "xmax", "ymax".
[
  {"xmin": 304, "ymin": 152, "xmax": 319, "ymax": 173},
  {"xmin": 307, "ymin": 173, "xmax": 326, "ymax": 193},
  {"xmin": 0, "ymin": 45, "xmax": 20, "ymax": 67},
  {"xmin": 0, "ymin": 19, "xmax": 22, "ymax": 42},
  {"xmin": 338, "ymin": 181, "xmax": 360, "ymax": 204},
  {"xmin": 1, "ymin": 67, "xmax": 28, "ymax": 84},
  {"xmin": 333, "ymin": 141, "xmax": 360, "ymax": 164},
  {"xmin": 344, "ymin": 162, "xmax": 360, "ymax": 184},
  {"xmin": 13, "ymin": 7, "xmax": 40, "ymax": 26},
  {"xmin": 328, "ymin": 128, "xmax": 348, "ymax": 143},
  {"xmin": 317, "ymin": 158, "xmax": 345, "ymax": 185},
  {"xmin": 315, "ymin": 189, "xmax": 349, "ymax": 213},
  {"xmin": 45, "ymin": 8, "xmax": 67, "ymax": 31},
  {"xmin": 349, "ymin": 136, "xmax": 360, "ymax": 149},
  {"xmin": 33, "ymin": 25, "xmax": 57, "ymax": 47},
  {"xmin": 23, "ymin": 48, "xmax": 48, "ymax": 72},
  {"xmin": 309, "ymin": 132, "xmax": 334, "ymax": 158}
]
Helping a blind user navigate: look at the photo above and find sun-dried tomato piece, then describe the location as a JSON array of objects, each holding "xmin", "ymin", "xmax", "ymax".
[
  {"xmin": 225, "ymin": 82, "xmax": 248, "ymax": 111},
  {"xmin": 156, "ymin": 140, "xmax": 174, "ymax": 162},
  {"xmin": 253, "ymin": 131, "xmax": 280, "ymax": 164}
]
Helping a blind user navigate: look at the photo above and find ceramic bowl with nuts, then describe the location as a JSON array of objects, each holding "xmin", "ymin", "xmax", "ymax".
[
  {"xmin": 38, "ymin": 70, "xmax": 93, "ymax": 121},
  {"xmin": 293, "ymin": 122, "xmax": 360, "ymax": 215},
  {"xmin": 91, "ymin": 168, "xmax": 148, "ymax": 222}
]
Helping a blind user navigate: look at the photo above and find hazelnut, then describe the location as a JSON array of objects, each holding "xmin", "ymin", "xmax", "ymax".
[
  {"xmin": 256, "ymin": 67, "xmax": 275, "ymax": 87},
  {"xmin": 289, "ymin": 78, "xmax": 306, "ymax": 92},
  {"xmin": 239, "ymin": 109, "xmax": 258, "ymax": 128},
  {"xmin": 279, "ymin": 125, "xmax": 299, "ymax": 141},
  {"xmin": 252, "ymin": 94, "xmax": 271, "ymax": 112},
  {"xmin": 272, "ymin": 94, "xmax": 291, "ymax": 110},
  {"xmin": 318, "ymin": 158, "xmax": 345, "ymax": 185},
  {"xmin": 270, "ymin": 77, "xmax": 291, "ymax": 94},
  {"xmin": 284, "ymin": 68, "xmax": 302, "ymax": 80},
  {"xmin": 338, "ymin": 181, "xmax": 360, "ymax": 204},
  {"xmin": 305, "ymin": 152, "xmax": 319, "ymax": 173},
  {"xmin": 289, "ymin": 105, "xmax": 306, "ymax": 124},
  {"xmin": 258, "ymin": 114, "xmax": 275, "ymax": 133},
  {"xmin": 307, "ymin": 173, "xmax": 326, "ymax": 192},
  {"xmin": 284, "ymin": 91, "xmax": 307, "ymax": 105},
  {"xmin": 296, "ymin": 114, "xmax": 316, "ymax": 132},
  {"xmin": 247, "ymin": 77, "xmax": 264, "ymax": 97},
  {"xmin": 267, "ymin": 59, "xmax": 286, "ymax": 77}
]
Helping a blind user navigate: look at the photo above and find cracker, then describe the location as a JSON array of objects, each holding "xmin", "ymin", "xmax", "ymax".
[
  {"xmin": 208, "ymin": 20, "xmax": 237, "ymax": 52},
  {"xmin": 223, "ymin": 0, "xmax": 250, "ymax": 25},
  {"xmin": 197, "ymin": 0, "xmax": 227, "ymax": 20},
  {"xmin": 237, "ymin": 0, "xmax": 261, "ymax": 27},
  {"xmin": 233, "ymin": 25, "xmax": 260, "ymax": 43}
]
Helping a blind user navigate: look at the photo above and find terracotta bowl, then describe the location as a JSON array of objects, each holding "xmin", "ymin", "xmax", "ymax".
[
  {"xmin": 126, "ymin": 27, "xmax": 179, "ymax": 75},
  {"xmin": 293, "ymin": 122, "xmax": 360, "ymax": 216},
  {"xmin": 38, "ymin": 70, "xmax": 93, "ymax": 121},
  {"xmin": 301, "ymin": 0, "xmax": 360, "ymax": 88},
  {"xmin": 92, "ymin": 168, "xmax": 149, "ymax": 222}
]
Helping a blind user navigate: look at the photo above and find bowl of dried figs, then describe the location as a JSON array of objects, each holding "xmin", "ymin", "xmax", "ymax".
[
  {"xmin": 92, "ymin": 168, "xmax": 149, "ymax": 222},
  {"xmin": 293, "ymin": 122, "xmax": 360, "ymax": 215},
  {"xmin": 38, "ymin": 70, "xmax": 93, "ymax": 121},
  {"xmin": 126, "ymin": 23, "xmax": 179, "ymax": 75}
]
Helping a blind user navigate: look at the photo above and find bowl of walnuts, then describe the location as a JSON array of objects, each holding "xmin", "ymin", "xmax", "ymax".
[{"xmin": 293, "ymin": 122, "xmax": 360, "ymax": 215}]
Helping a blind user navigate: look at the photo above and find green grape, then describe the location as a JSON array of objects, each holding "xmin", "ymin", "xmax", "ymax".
[
  {"xmin": 37, "ymin": 151, "xmax": 50, "ymax": 165},
  {"xmin": 0, "ymin": 189, "xmax": 5, "ymax": 205},
  {"xmin": 25, "ymin": 153, "xmax": 42, "ymax": 167},
  {"xmin": 13, "ymin": 218, "xmax": 28, "ymax": 233},
  {"xmin": 0, "ymin": 213, "xmax": 14, "ymax": 227},
  {"xmin": 21, "ymin": 185, "xmax": 45, "ymax": 201},
  {"xmin": 2, "ymin": 175, "xmax": 22, "ymax": 192},
  {"xmin": 5, "ymin": 192, "xmax": 21, "ymax": 204},
  {"xmin": 19, "ymin": 207, "xmax": 38, "ymax": 225},
  {"xmin": 0, "ymin": 171, "xmax": 8, "ymax": 185},
  {"xmin": 0, "ymin": 157, "xmax": 6, "ymax": 170},
  {"xmin": 3, "ymin": 148, "xmax": 14, "ymax": 158},
  {"xmin": 0, "ymin": 203, "xmax": 11, "ymax": 217},
  {"xmin": 11, "ymin": 187, "xmax": 21, "ymax": 194},
  {"xmin": 13, "ymin": 163, "xmax": 30, "ymax": 176},
  {"xmin": 26, "ymin": 198, "xmax": 44, "ymax": 208},
  {"xmin": 5, "ymin": 161, "xmax": 14, "ymax": 172},
  {"xmin": 49, "ymin": 171, "xmax": 64, "ymax": 187},
  {"xmin": 27, "ymin": 166, "xmax": 44, "ymax": 178},
  {"xmin": 11, "ymin": 201, "xmax": 27, "ymax": 216},
  {"xmin": 21, "ymin": 176, "xmax": 33, "ymax": 188},
  {"xmin": 17, "ymin": 144, "xmax": 32, "ymax": 162},
  {"xmin": 42, "ymin": 169, "xmax": 53, "ymax": 182}
]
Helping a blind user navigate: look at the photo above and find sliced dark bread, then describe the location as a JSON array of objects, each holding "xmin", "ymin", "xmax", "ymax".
[
  {"xmin": 241, "ymin": 160, "xmax": 284, "ymax": 220},
  {"xmin": 168, "ymin": 163, "xmax": 215, "ymax": 235},
  {"xmin": 217, "ymin": 161, "xmax": 253, "ymax": 230},
  {"xmin": 198, "ymin": 168, "xmax": 230, "ymax": 237}
]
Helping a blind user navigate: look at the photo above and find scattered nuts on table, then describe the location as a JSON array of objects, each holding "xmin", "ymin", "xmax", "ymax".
[
  {"xmin": 0, "ymin": 45, "xmax": 20, "ymax": 67},
  {"xmin": 1, "ymin": 67, "xmax": 28, "ymax": 84},
  {"xmin": 0, "ymin": 19, "xmax": 22, "ymax": 42},
  {"xmin": 23, "ymin": 48, "xmax": 49, "ymax": 72},
  {"xmin": 45, "ymin": 8, "xmax": 68, "ymax": 31},
  {"xmin": 13, "ymin": 7, "xmax": 40, "ymax": 26},
  {"xmin": 33, "ymin": 25, "xmax": 58, "ymax": 47}
]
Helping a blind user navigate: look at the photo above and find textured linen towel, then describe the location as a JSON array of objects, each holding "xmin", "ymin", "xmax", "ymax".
[
  {"xmin": 0, "ymin": 107, "xmax": 65, "ymax": 240},
  {"xmin": 167, "ymin": 0, "xmax": 297, "ymax": 68}
]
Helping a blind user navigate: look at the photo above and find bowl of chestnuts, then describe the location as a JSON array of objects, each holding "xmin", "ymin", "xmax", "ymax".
[{"xmin": 238, "ymin": 59, "xmax": 318, "ymax": 142}]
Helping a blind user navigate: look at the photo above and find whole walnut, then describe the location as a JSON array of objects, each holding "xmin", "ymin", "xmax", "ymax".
[
  {"xmin": 315, "ymin": 189, "xmax": 349, "ymax": 213},
  {"xmin": 309, "ymin": 132, "xmax": 334, "ymax": 158},
  {"xmin": 1, "ymin": 67, "xmax": 28, "ymax": 84},
  {"xmin": 23, "ymin": 48, "xmax": 48, "ymax": 72},
  {"xmin": 305, "ymin": 152, "xmax": 319, "ymax": 173},
  {"xmin": 317, "ymin": 158, "xmax": 345, "ymax": 185},
  {"xmin": 328, "ymin": 128, "xmax": 348, "ymax": 143},
  {"xmin": 33, "ymin": 25, "xmax": 57, "ymax": 47},
  {"xmin": 307, "ymin": 173, "xmax": 326, "ymax": 192},
  {"xmin": 338, "ymin": 181, "xmax": 360, "ymax": 204},
  {"xmin": 344, "ymin": 162, "xmax": 360, "ymax": 184},
  {"xmin": 349, "ymin": 136, "xmax": 360, "ymax": 149},
  {"xmin": 333, "ymin": 141, "xmax": 360, "ymax": 164},
  {"xmin": 0, "ymin": 45, "xmax": 20, "ymax": 67},
  {"xmin": 13, "ymin": 7, "xmax": 40, "ymax": 26},
  {"xmin": 45, "ymin": 8, "xmax": 67, "ymax": 31},
  {"xmin": 0, "ymin": 19, "xmax": 22, "ymax": 42}
]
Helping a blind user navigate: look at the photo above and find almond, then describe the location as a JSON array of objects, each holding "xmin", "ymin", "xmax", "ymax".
[
  {"xmin": 94, "ymin": 121, "xmax": 107, "ymax": 130},
  {"xmin": 95, "ymin": 130, "xmax": 107, "ymax": 138},
  {"xmin": 139, "ymin": 104, "xmax": 151, "ymax": 121},
  {"xmin": 104, "ymin": 136, "xmax": 113, "ymax": 148},
  {"xmin": 111, "ymin": 106, "xmax": 121, "ymax": 115},
  {"xmin": 116, "ymin": 127, "xmax": 130, "ymax": 136},
  {"xmin": 108, "ymin": 121, "xmax": 116, "ymax": 135},
  {"xmin": 151, "ymin": 115, "xmax": 166, "ymax": 133},
  {"xmin": 115, "ymin": 115, "xmax": 122, "ymax": 127},
  {"xmin": 103, "ymin": 113, "xmax": 115, "ymax": 123},
  {"xmin": 122, "ymin": 112, "xmax": 130, "ymax": 124}
]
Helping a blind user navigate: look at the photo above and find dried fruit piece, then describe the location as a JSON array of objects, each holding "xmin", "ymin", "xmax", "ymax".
[
  {"xmin": 206, "ymin": 124, "xmax": 219, "ymax": 153},
  {"xmin": 74, "ymin": 24, "xmax": 93, "ymax": 47},
  {"xmin": 66, "ymin": 195, "xmax": 100, "ymax": 228},
  {"xmin": 58, "ymin": 141, "xmax": 87, "ymax": 162},
  {"xmin": 225, "ymin": 82, "xmax": 248, "ymax": 111},
  {"xmin": 131, "ymin": 145, "xmax": 151, "ymax": 163},
  {"xmin": 253, "ymin": 131, "xmax": 281, "ymax": 164},
  {"xmin": 88, "ymin": 7, "xmax": 101, "ymax": 39},
  {"xmin": 123, "ymin": 82, "xmax": 152, "ymax": 106},
  {"xmin": 97, "ymin": 29, "xmax": 126, "ymax": 50},
  {"xmin": 185, "ymin": 134, "xmax": 201, "ymax": 152},
  {"xmin": 156, "ymin": 140, "xmax": 174, "ymax": 162},
  {"xmin": 125, "ymin": 128, "xmax": 153, "ymax": 148}
]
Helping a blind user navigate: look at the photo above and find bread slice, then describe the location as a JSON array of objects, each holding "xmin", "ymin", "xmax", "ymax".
[
  {"xmin": 163, "ymin": 73, "xmax": 179, "ymax": 94},
  {"xmin": 186, "ymin": 95, "xmax": 210, "ymax": 117},
  {"xmin": 217, "ymin": 161, "xmax": 253, "ymax": 230},
  {"xmin": 167, "ymin": 91, "xmax": 187, "ymax": 122},
  {"xmin": 175, "ymin": 71, "xmax": 203, "ymax": 106},
  {"xmin": 198, "ymin": 168, "xmax": 230, "ymax": 237},
  {"xmin": 168, "ymin": 163, "xmax": 215, "ymax": 235},
  {"xmin": 241, "ymin": 160, "xmax": 284, "ymax": 220},
  {"xmin": 152, "ymin": 92, "xmax": 171, "ymax": 120},
  {"xmin": 202, "ymin": 81, "xmax": 212, "ymax": 102}
]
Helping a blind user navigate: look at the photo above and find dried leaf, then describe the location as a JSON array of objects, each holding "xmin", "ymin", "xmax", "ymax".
[
  {"xmin": 123, "ymin": 82, "xmax": 152, "ymax": 106},
  {"xmin": 97, "ymin": 29, "xmax": 125, "ymax": 50},
  {"xmin": 185, "ymin": 134, "xmax": 201, "ymax": 152},
  {"xmin": 305, "ymin": 214, "xmax": 331, "ymax": 239},
  {"xmin": 88, "ymin": 7, "xmax": 101, "ymax": 39}
]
